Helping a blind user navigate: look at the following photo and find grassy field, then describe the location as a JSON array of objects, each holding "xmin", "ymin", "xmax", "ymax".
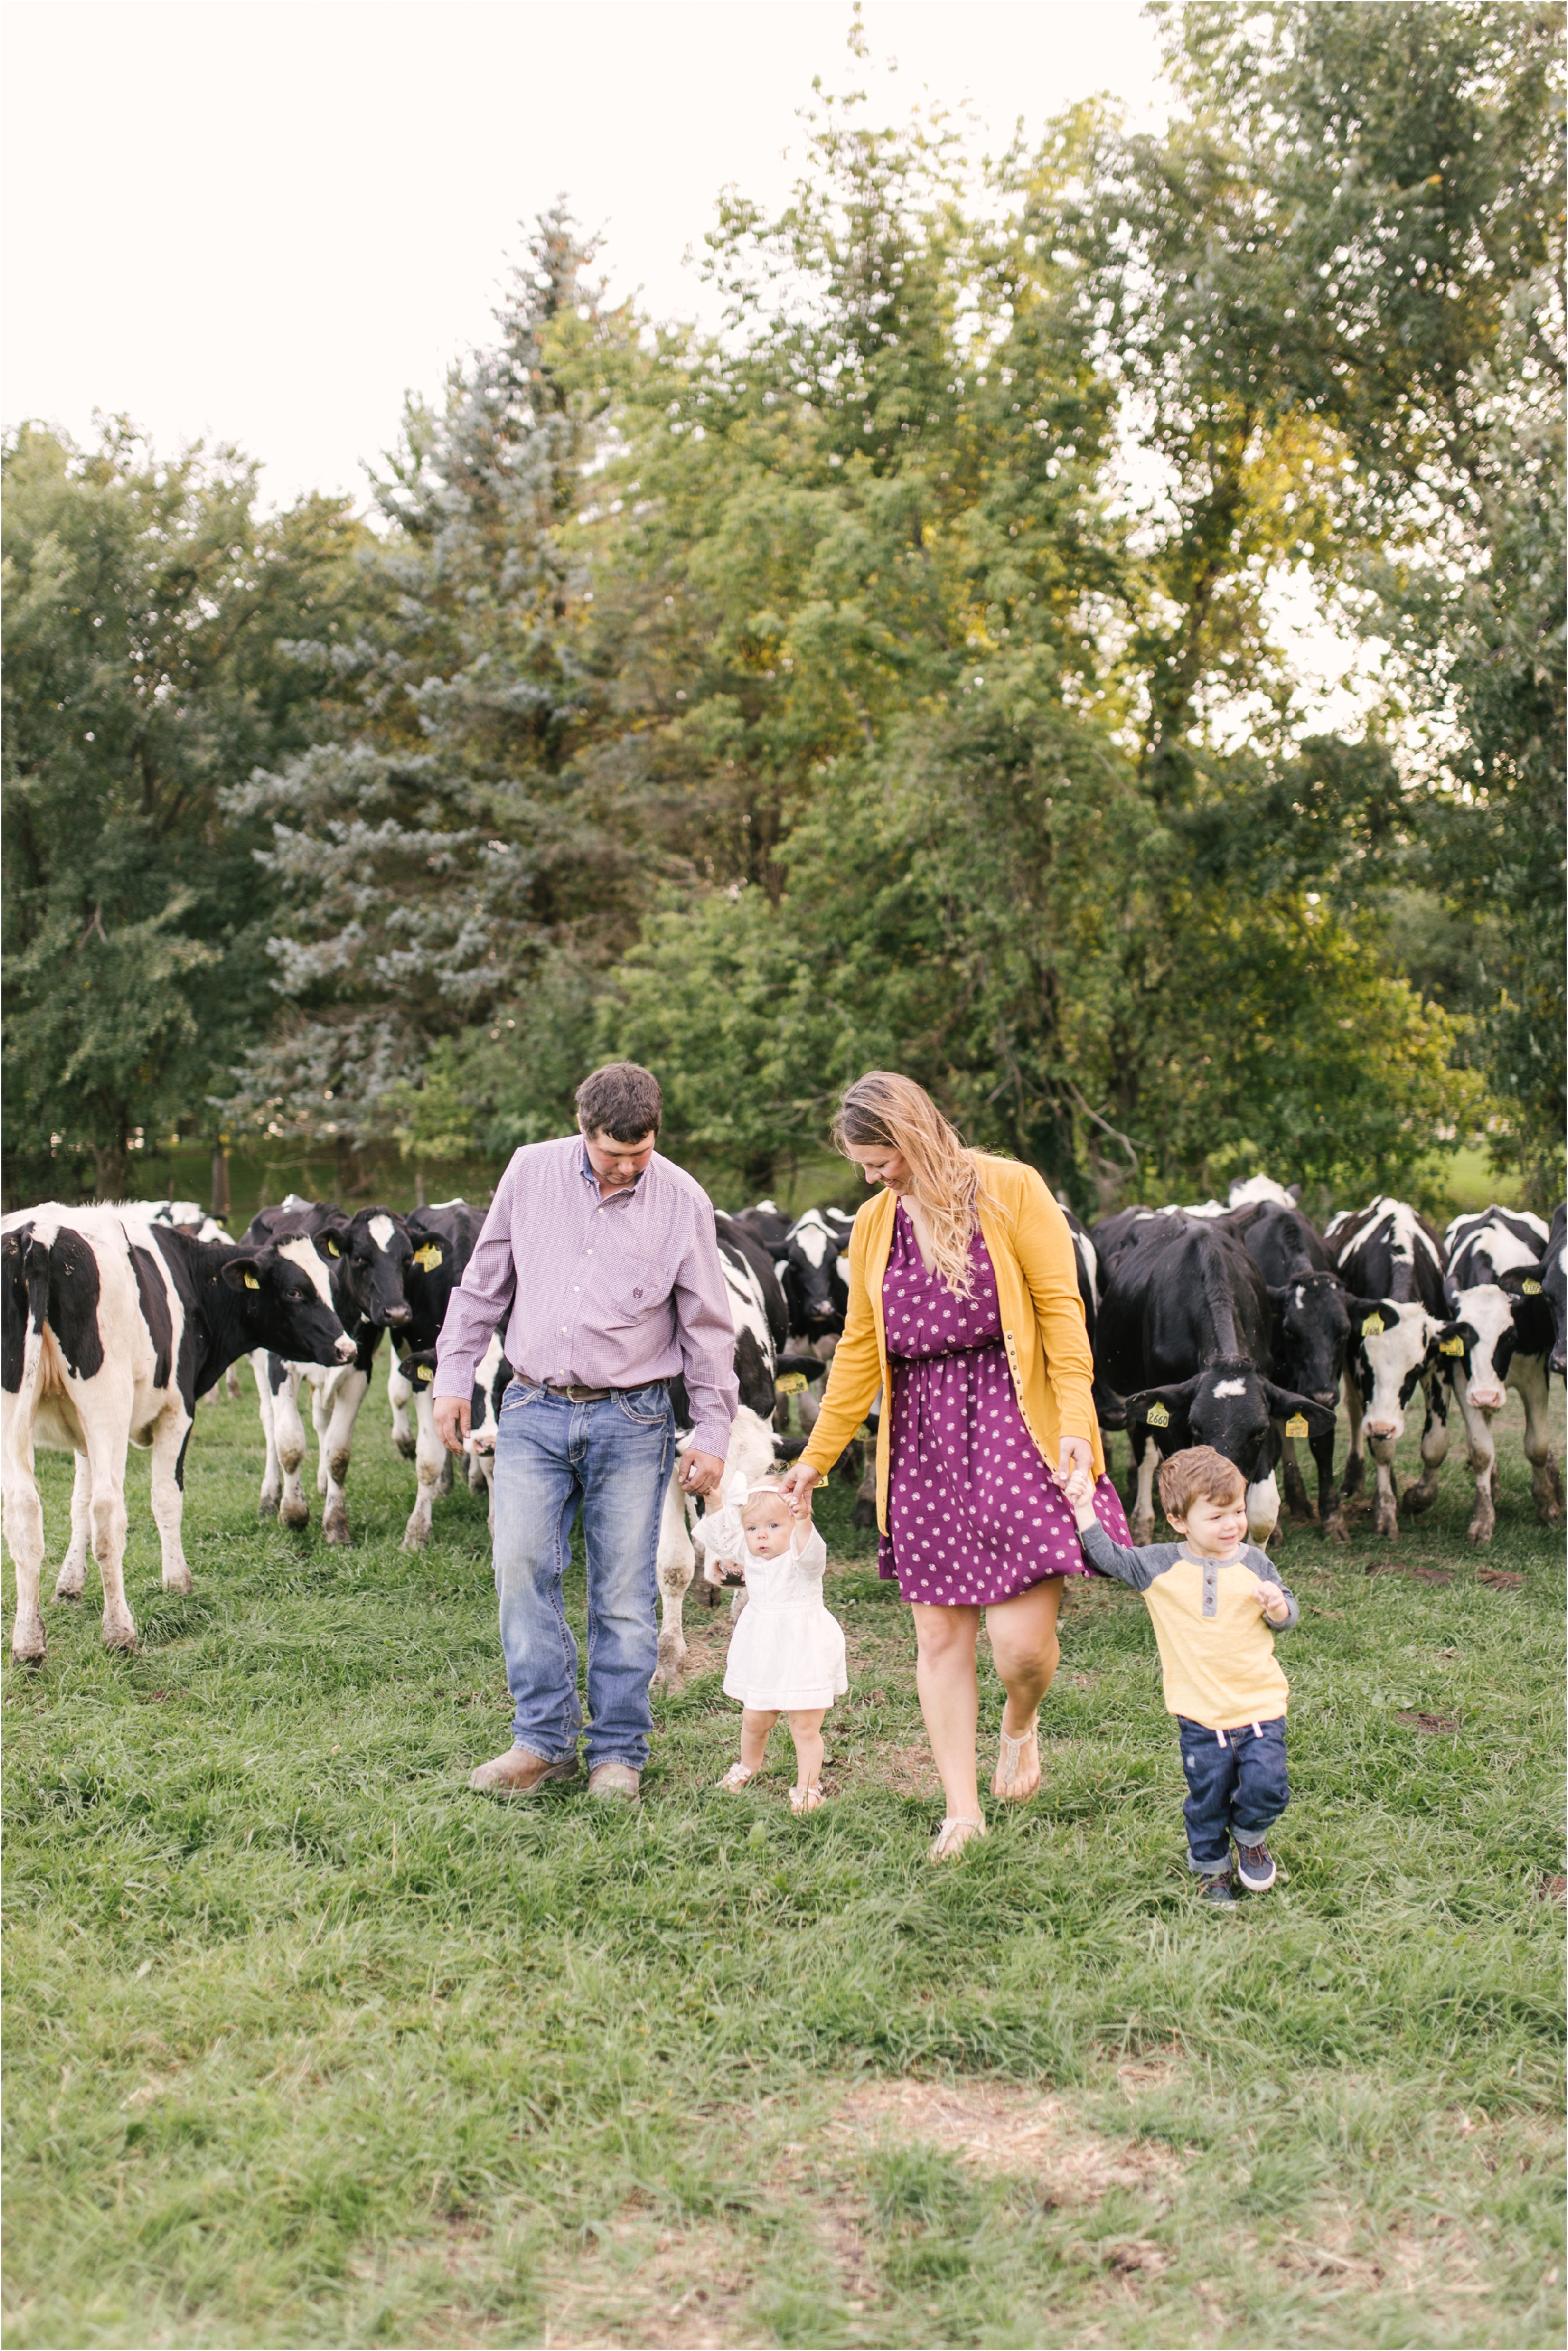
[{"xmin": 3, "ymin": 1377, "xmax": 1564, "ymax": 2350}]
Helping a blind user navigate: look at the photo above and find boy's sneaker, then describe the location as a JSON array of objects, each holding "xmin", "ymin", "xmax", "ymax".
[
  {"xmin": 1235, "ymin": 1839, "xmax": 1277, "ymax": 1891},
  {"xmin": 1198, "ymin": 1870, "xmax": 1236, "ymax": 1908}
]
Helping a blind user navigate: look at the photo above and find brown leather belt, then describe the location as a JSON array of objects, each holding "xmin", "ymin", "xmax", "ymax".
[{"xmin": 543, "ymin": 1382, "xmax": 615, "ymax": 1403}]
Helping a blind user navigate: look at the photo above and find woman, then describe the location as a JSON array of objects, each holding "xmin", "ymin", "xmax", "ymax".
[{"xmin": 780, "ymin": 1073, "xmax": 1130, "ymax": 1859}]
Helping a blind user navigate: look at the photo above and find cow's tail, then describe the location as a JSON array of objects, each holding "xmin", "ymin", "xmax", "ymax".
[{"xmin": 3, "ymin": 1225, "xmax": 55, "ymax": 1472}]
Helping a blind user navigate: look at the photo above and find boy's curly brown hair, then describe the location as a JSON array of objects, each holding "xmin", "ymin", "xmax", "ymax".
[{"xmin": 1157, "ymin": 1445, "xmax": 1246, "ymax": 1523}]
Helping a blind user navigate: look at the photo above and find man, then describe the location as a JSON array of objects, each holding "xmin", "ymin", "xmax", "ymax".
[{"xmin": 432, "ymin": 1062, "xmax": 736, "ymax": 1801}]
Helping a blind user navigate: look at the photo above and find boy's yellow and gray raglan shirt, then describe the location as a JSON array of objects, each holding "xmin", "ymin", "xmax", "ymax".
[{"xmin": 1078, "ymin": 1526, "xmax": 1298, "ymax": 1731}]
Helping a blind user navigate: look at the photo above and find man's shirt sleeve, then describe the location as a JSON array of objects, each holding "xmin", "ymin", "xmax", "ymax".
[
  {"xmin": 671, "ymin": 1202, "xmax": 739, "ymax": 1455},
  {"xmin": 432, "ymin": 1161, "xmax": 520, "ymax": 1403}
]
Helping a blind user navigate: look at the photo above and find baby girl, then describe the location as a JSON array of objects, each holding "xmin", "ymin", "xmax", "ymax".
[{"xmin": 699, "ymin": 1474, "xmax": 848, "ymax": 1813}]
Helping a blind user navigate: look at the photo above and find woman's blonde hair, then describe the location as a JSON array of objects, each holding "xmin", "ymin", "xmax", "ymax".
[{"xmin": 833, "ymin": 1072, "xmax": 988, "ymax": 1295}]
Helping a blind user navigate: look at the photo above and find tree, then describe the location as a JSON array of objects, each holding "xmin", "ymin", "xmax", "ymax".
[{"xmin": 1, "ymin": 421, "xmax": 368, "ymax": 1198}]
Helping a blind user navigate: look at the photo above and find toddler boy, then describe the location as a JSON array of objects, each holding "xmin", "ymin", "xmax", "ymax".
[{"xmin": 1064, "ymin": 1445, "xmax": 1297, "ymax": 1906}]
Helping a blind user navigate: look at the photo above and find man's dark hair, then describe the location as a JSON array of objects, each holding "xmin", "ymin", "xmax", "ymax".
[{"xmin": 575, "ymin": 1062, "xmax": 662, "ymax": 1144}]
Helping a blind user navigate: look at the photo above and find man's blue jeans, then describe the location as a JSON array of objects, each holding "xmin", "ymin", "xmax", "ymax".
[
  {"xmin": 492, "ymin": 1379, "xmax": 674, "ymax": 1771},
  {"xmin": 1176, "ymin": 1715, "xmax": 1290, "ymax": 1872}
]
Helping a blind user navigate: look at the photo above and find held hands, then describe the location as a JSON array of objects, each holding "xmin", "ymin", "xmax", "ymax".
[
  {"xmin": 1254, "ymin": 1581, "xmax": 1291, "ymax": 1625},
  {"xmin": 1055, "ymin": 1437, "xmax": 1098, "ymax": 1529},
  {"xmin": 678, "ymin": 1450, "xmax": 725, "ymax": 1498},
  {"xmin": 777, "ymin": 1460, "xmax": 821, "ymax": 1519},
  {"xmin": 434, "ymin": 1397, "xmax": 470, "ymax": 1455}
]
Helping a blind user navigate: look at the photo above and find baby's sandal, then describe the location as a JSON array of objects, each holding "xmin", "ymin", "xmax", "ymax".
[
  {"xmin": 716, "ymin": 1762, "xmax": 756, "ymax": 1791},
  {"xmin": 790, "ymin": 1782, "xmax": 827, "ymax": 1815}
]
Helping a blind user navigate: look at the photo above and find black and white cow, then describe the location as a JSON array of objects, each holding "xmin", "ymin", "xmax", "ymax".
[
  {"xmin": 1060, "ymin": 1204, "xmax": 1125, "ymax": 1435},
  {"xmin": 122, "ymin": 1203, "xmax": 243, "ymax": 1396},
  {"xmin": 398, "ymin": 1332, "xmax": 512, "ymax": 1536},
  {"xmin": 385, "ymin": 1201, "xmax": 487, "ymax": 1549},
  {"xmin": 1225, "ymin": 1200, "xmax": 1358, "ymax": 1534},
  {"xmin": 1096, "ymin": 1217, "xmax": 1336, "ymax": 1547},
  {"xmin": 1327, "ymin": 1197, "xmax": 1453, "ymax": 1536},
  {"xmin": 1540, "ymin": 1203, "xmax": 1568, "ymax": 1379},
  {"xmin": 246, "ymin": 1199, "xmax": 415, "ymax": 1544},
  {"xmin": 1439, "ymin": 1206, "xmax": 1561, "ymax": 1542},
  {"xmin": 652, "ymin": 1216, "xmax": 790, "ymax": 1690},
  {"xmin": 2, "ymin": 1206, "xmax": 354, "ymax": 1662}
]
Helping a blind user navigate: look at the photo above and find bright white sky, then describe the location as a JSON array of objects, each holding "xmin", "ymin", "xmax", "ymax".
[{"xmin": 4, "ymin": 0, "xmax": 1171, "ymax": 507}]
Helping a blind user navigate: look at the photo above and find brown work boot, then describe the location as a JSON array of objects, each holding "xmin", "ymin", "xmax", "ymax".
[
  {"xmin": 586, "ymin": 1761, "xmax": 641, "ymax": 1802},
  {"xmin": 468, "ymin": 1744, "xmax": 579, "ymax": 1795}
]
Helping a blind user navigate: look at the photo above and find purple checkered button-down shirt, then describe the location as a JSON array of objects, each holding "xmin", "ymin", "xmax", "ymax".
[{"xmin": 431, "ymin": 1137, "xmax": 739, "ymax": 1457}]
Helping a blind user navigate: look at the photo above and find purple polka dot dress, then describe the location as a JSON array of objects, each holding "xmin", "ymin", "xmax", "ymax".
[{"xmin": 877, "ymin": 1204, "xmax": 1131, "ymax": 1605}]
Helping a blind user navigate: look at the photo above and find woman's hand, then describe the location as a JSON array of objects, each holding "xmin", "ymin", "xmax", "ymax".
[
  {"xmin": 778, "ymin": 1460, "xmax": 821, "ymax": 1517},
  {"xmin": 1055, "ymin": 1435, "xmax": 1093, "ymax": 1493}
]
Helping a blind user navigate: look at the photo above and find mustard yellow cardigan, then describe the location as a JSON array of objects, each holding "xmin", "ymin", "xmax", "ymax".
[{"xmin": 799, "ymin": 1156, "xmax": 1103, "ymax": 1534}]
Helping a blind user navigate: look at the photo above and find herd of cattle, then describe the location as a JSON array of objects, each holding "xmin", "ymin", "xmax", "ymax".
[{"xmin": 1, "ymin": 1174, "xmax": 1562, "ymax": 1674}]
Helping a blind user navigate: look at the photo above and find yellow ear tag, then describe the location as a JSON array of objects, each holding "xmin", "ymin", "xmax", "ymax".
[
  {"xmin": 1145, "ymin": 1400, "xmax": 1170, "ymax": 1428},
  {"xmin": 1523, "ymin": 1278, "xmax": 1542, "ymax": 1295},
  {"xmin": 416, "ymin": 1364, "xmax": 434, "ymax": 1383},
  {"xmin": 776, "ymin": 1371, "xmax": 807, "ymax": 1396},
  {"xmin": 326, "ymin": 1239, "xmax": 340, "ymax": 1257},
  {"xmin": 1362, "ymin": 1312, "xmax": 1385, "ymax": 1337},
  {"xmin": 413, "ymin": 1243, "xmax": 443, "ymax": 1271},
  {"xmin": 1440, "ymin": 1335, "xmax": 1465, "ymax": 1356},
  {"xmin": 243, "ymin": 1272, "xmax": 260, "ymax": 1290},
  {"xmin": 1285, "ymin": 1413, "xmax": 1308, "ymax": 1438}
]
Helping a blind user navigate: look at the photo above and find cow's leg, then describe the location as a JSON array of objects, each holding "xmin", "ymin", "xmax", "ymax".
[
  {"xmin": 1245, "ymin": 1464, "xmax": 1280, "ymax": 1549},
  {"xmin": 797, "ymin": 1384, "xmax": 820, "ymax": 1438},
  {"xmin": 148, "ymin": 1408, "xmax": 194, "ymax": 1595},
  {"xmin": 1279, "ymin": 1434, "xmax": 1314, "ymax": 1522},
  {"xmin": 1402, "ymin": 1376, "xmax": 1449, "ymax": 1516},
  {"xmin": 1371, "ymin": 1452, "xmax": 1401, "ymax": 1540},
  {"xmin": 253, "ymin": 1349, "xmax": 284, "ymax": 1519},
  {"xmin": 1448, "ymin": 1374, "xmax": 1497, "ymax": 1546},
  {"xmin": 1512, "ymin": 1356, "xmax": 1563, "ymax": 1524},
  {"xmin": 1311, "ymin": 1425, "xmax": 1348, "ymax": 1543},
  {"xmin": 3, "ymin": 1426, "xmax": 48, "ymax": 1662},
  {"xmin": 481, "ymin": 1455, "xmax": 497, "ymax": 1536},
  {"xmin": 83, "ymin": 1421, "xmax": 135, "ymax": 1650},
  {"xmin": 403, "ymin": 1387, "xmax": 446, "ymax": 1550},
  {"xmin": 311, "ymin": 1377, "xmax": 332, "ymax": 1497},
  {"xmin": 1129, "ymin": 1431, "xmax": 1160, "ymax": 1546},
  {"xmin": 271, "ymin": 1365, "xmax": 312, "ymax": 1529},
  {"xmin": 1340, "ymin": 1374, "xmax": 1369, "ymax": 1511},
  {"xmin": 54, "ymin": 1451, "xmax": 93, "ymax": 1600},
  {"xmin": 688, "ymin": 1496, "xmax": 721, "ymax": 1610},
  {"xmin": 225, "ymin": 1362, "xmax": 243, "ymax": 1403},
  {"xmin": 652, "ymin": 1467, "xmax": 696, "ymax": 1691},
  {"xmin": 468, "ymin": 1448, "xmax": 487, "ymax": 1494},
  {"xmin": 319, "ymin": 1370, "xmax": 369, "ymax": 1546},
  {"xmin": 388, "ymin": 1354, "xmax": 417, "ymax": 1460}
]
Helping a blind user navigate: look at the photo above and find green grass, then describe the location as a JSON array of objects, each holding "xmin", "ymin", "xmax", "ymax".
[{"xmin": 4, "ymin": 1382, "xmax": 1564, "ymax": 2349}]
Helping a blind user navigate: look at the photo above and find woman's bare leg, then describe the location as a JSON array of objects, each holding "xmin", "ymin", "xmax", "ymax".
[
  {"xmin": 983, "ymin": 1577, "xmax": 1065, "ymax": 1800},
  {"xmin": 741, "ymin": 1707, "xmax": 779, "ymax": 1773},
  {"xmin": 911, "ymin": 1602, "xmax": 982, "ymax": 1822}
]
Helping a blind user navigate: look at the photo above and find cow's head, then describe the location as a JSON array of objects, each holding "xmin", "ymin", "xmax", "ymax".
[
  {"xmin": 1345, "ymin": 1298, "xmax": 1442, "ymax": 1457},
  {"xmin": 221, "ymin": 1243, "xmax": 356, "ymax": 1365},
  {"xmin": 1266, "ymin": 1271, "xmax": 1353, "ymax": 1406},
  {"xmin": 783, "ymin": 1211, "xmax": 845, "ymax": 1335},
  {"xmin": 1500, "ymin": 1258, "xmax": 1564, "ymax": 1378},
  {"xmin": 334, "ymin": 1208, "xmax": 414, "ymax": 1330},
  {"xmin": 1125, "ymin": 1361, "xmax": 1335, "ymax": 1538},
  {"xmin": 1436, "ymin": 1281, "xmax": 1528, "ymax": 1414}
]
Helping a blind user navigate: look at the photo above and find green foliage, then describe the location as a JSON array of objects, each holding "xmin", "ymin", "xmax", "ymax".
[{"xmin": 1, "ymin": 423, "xmax": 368, "ymax": 1196}]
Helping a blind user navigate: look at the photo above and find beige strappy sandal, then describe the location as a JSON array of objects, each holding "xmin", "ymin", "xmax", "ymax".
[
  {"xmin": 715, "ymin": 1761, "xmax": 757, "ymax": 1791},
  {"xmin": 928, "ymin": 1814, "xmax": 987, "ymax": 1862},
  {"xmin": 992, "ymin": 1714, "xmax": 1041, "ymax": 1801},
  {"xmin": 790, "ymin": 1781, "xmax": 827, "ymax": 1815}
]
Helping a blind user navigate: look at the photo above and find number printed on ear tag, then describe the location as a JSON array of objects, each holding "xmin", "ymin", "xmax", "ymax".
[
  {"xmin": 775, "ymin": 1371, "xmax": 808, "ymax": 1395},
  {"xmin": 416, "ymin": 1364, "xmax": 434, "ymax": 1382},
  {"xmin": 243, "ymin": 1272, "xmax": 260, "ymax": 1290},
  {"xmin": 1145, "ymin": 1401, "xmax": 1170, "ymax": 1428},
  {"xmin": 1523, "ymin": 1278, "xmax": 1542, "ymax": 1295},
  {"xmin": 413, "ymin": 1243, "xmax": 443, "ymax": 1272},
  {"xmin": 1440, "ymin": 1335, "xmax": 1465, "ymax": 1356},
  {"xmin": 1285, "ymin": 1413, "xmax": 1309, "ymax": 1437},
  {"xmin": 1362, "ymin": 1312, "xmax": 1385, "ymax": 1337}
]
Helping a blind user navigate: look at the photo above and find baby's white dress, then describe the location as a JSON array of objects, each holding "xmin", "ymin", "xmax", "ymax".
[{"xmin": 701, "ymin": 1514, "xmax": 849, "ymax": 1711}]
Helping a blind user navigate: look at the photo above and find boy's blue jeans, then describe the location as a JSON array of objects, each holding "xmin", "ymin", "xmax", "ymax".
[
  {"xmin": 491, "ymin": 1379, "xmax": 674, "ymax": 1773},
  {"xmin": 1176, "ymin": 1714, "xmax": 1290, "ymax": 1872}
]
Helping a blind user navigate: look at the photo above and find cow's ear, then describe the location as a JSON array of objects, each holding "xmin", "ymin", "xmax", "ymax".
[
  {"xmin": 1348, "ymin": 1296, "xmax": 1391, "ymax": 1334},
  {"xmin": 221, "ymin": 1253, "xmax": 266, "ymax": 1293},
  {"xmin": 1431, "ymin": 1320, "xmax": 1472, "ymax": 1362},
  {"xmin": 1125, "ymin": 1378, "xmax": 1198, "ymax": 1438},
  {"xmin": 315, "ymin": 1219, "xmax": 350, "ymax": 1261},
  {"xmin": 1261, "ymin": 1382, "xmax": 1337, "ymax": 1440}
]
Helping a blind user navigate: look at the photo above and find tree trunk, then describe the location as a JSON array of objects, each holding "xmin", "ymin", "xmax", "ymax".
[
  {"xmin": 92, "ymin": 1135, "xmax": 127, "ymax": 1200},
  {"xmin": 211, "ymin": 1143, "xmax": 231, "ymax": 1223}
]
